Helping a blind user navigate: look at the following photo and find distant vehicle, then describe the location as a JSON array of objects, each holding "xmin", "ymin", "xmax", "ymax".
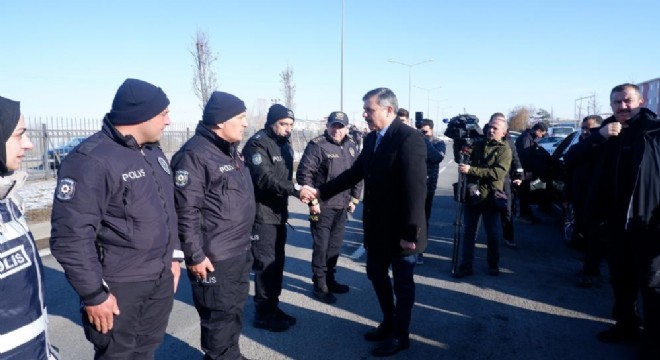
[
  {"xmin": 508, "ymin": 131, "xmax": 521, "ymax": 141},
  {"xmin": 48, "ymin": 137, "xmax": 86, "ymax": 168},
  {"xmin": 549, "ymin": 126, "xmax": 575, "ymax": 138},
  {"xmin": 546, "ymin": 131, "xmax": 581, "ymax": 204},
  {"xmin": 538, "ymin": 136, "xmax": 565, "ymax": 154}
]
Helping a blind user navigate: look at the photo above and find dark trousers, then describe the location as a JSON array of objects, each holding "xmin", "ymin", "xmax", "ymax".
[
  {"xmin": 251, "ymin": 222, "xmax": 287, "ymax": 314},
  {"xmin": 366, "ymin": 251, "xmax": 416, "ymax": 341},
  {"xmin": 460, "ymin": 201, "xmax": 502, "ymax": 269},
  {"xmin": 606, "ymin": 228, "xmax": 641, "ymax": 329},
  {"xmin": 189, "ymin": 251, "xmax": 252, "ymax": 360},
  {"xmin": 500, "ymin": 180, "xmax": 514, "ymax": 241},
  {"xmin": 424, "ymin": 191, "xmax": 434, "ymax": 229},
  {"xmin": 310, "ymin": 207, "xmax": 347, "ymax": 285},
  {"xmin": 581, "ymin": 224, "xmax": 605, "ymax": 277},
  {"xmin": 82, "ymin": 270, "xmax": 174, "ymax": 360}
]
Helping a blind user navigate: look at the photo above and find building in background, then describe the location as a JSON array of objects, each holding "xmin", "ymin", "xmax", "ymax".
[{"xmin": 638, "ymin": 77, "xmax": 660, "ymax": 114}]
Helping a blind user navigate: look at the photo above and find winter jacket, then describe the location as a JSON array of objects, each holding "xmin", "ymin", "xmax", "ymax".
[
  {"xmin": 0, "ymin": 172, "xmax": 59, "ymax": 359},
  {"xmin": 424, "ymin": 136, "xmax": 446, "ymax": 192},
  {"xmin": 242, "ymin": 128, "xmax": 299, "ymax": 225},
  {"xmin": 296, "ymin": 132, "xmax": 362, "ymax": 209},
  {"xmin": 466, "ymin": 138, "xmax": 512, "ymax": 201},
  {"xmin": 171, "ymin": 123, "xmax": 256, "ymax": 265},
  {"xmin": 50, "ymin": 118, "xmax": 182, "ymax": 306}
]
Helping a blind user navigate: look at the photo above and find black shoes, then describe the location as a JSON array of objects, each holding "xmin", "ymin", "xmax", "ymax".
[
  {"xmin": 372, "ymin": 338, "xmax": 410, "ymax": 357},
  {"xmin": 253, "ymin": 312, "xmax": 290, "ymax": 332},
  {"xmin": 313, "ymin": 284, "xmax": 337, "ymax": 304},
  {"xmin": 504, "ymin": 239, "xmax": 518, "ymax": 249},
  {"xmin": 488, "ymin": 267, "xmax": 500, "ymax": 276},
  {"xmin": 274, "ymin": 307, "xmax": 297, "ymax": 326},
  {"xmin": 452, "ymin": 266, "xmax": 474, "ymax": 279},
  {"xmin": 596, "ymin": 324, "xmax": 640, "ymax": 343},
  {"xmin": 253, "ymin": 308, "xmax": 296, "ymax": 332},
  {"xmin": 364, "ymin": 323, "xmax": 393, "ymax": 342},
  {"xmin": 327, "ymin": 279, "xmax": 350, "ymax": 294}
]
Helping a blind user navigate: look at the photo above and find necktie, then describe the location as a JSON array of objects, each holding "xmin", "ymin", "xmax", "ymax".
[{"xmin": 375, "ymin": 133, "xmax": 383, "ymax": 151}]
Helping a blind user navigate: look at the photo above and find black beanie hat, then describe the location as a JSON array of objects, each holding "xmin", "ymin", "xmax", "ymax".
[
  {"xmin": 106, "ymin": 78, "xmax": 170, "ymax": 125},
  {"xmin": 202, "ymin": 91, "xmax": 246, "ymax": 125},
  {"xmin": 266, "ymin": 104, "xmax": 294, "ymax": 126},
  {"xmin": 0, "ymin": 96, "xmax": 21, "ymax": 175}
]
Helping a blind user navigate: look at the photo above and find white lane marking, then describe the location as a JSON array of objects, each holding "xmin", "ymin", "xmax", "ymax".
[{"xmin": 439, "ymin": 166, "xmax": 447, "ymax": 174}]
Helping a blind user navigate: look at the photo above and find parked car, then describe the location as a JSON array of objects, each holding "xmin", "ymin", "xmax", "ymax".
[
  {"xmin": 508, "ymin": 130, "xmax": 521, "ymax": 142},
  {"xmin": 549, "ymin": 125, "xmax": 575, "ymax": 138},
  {"xmin": 48, "ymin": 137, "xmax": 86, "ymax": 168},
  {"xmin": 546, "ymin": 131, "xmax": 580, "ymax": 204},
  {"xmin": 538, "ymin": 136, "xmax": 565, "ymax": 154}
]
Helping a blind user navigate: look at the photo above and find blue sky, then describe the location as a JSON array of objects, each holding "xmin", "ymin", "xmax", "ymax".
[{"xmin": 2, "ymin": 0, "xmax": 659, "ymax": 130}]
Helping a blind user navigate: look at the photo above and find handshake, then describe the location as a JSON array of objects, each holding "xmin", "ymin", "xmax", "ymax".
[{"xmin": 298, "ymin": 185, "xmax": 318, "ymax": 204}]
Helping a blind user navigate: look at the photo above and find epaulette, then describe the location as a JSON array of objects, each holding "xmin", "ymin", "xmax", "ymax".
[{"xmin": 311, "ymin": 135, "xmax": 324, "ymax": 144}]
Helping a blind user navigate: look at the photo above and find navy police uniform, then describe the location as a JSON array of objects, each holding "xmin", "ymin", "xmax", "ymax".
[
  {"xmin": 242, "ymin": 105, "xmax": 299, "ymax": 331},
  {"xmin": 50, "ymin": 79, "xmax": 181, "ymax": 360},
  {"xmin": 296, "ymin": 114, "xmax": 362, "ymax": 293},
  {"xmin": 172, "ymin": 90, "xmax": 256, "ymax": 360}
]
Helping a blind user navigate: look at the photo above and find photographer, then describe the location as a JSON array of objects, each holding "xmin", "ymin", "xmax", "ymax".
[{"xmin": 453, "ymin": 116, "xmax": 512, "ymax": 278}]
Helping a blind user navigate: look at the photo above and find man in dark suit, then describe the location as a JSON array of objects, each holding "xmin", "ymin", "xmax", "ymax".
[{"xmin": 316, "ymin": 87, "xmax": 427, "ymax": 357}]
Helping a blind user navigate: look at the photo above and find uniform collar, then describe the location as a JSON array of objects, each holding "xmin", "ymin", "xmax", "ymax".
[{"xmin": 195, "ymin": 122, "xmax": 234, "ymax": 156}]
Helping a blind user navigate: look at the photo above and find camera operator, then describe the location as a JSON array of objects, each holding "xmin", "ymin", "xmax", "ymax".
[
  {"xmin": 484, "ymin": 114, "xmax": 524, "ymax": 249},
  {"xmin": 417, "ymin": 119, "xmax": 446, "ymax": 264},
  {"xmin": 453, "ymin": 116, "xmax": 512, "ymax": 278}
]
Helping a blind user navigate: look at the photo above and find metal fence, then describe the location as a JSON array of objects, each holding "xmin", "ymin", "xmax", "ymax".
[{"xmin": 21, "ymin": 116, "xmax": 323, "ymax": 179}]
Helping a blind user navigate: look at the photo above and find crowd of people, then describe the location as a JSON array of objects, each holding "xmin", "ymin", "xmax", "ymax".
[{"xmin": 0, "ymin": 81, "xmax": 658, "ymax": 359}]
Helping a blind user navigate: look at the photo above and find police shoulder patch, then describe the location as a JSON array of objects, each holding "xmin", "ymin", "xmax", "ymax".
[
  {"xmin": 158, "ymin": 157, "xmax": 171, "ymax": 175},
  {"xmin": 175, "ymin": 170, "xmax": 189, "ymax": 188},
  {"xmin": 349, "ymin": 147, "xmax": 356, "ymax": 157},
  {"xmin": 56, "ymin": 178, "xmax": 76, "ymax": 201},
  {"xmin": 252, "ymin": 153, "xmax": 262, "ymax": 166}
]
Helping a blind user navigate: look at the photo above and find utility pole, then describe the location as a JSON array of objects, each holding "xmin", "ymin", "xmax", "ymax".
[
  {"xmin": 388, "ymin": 59, "xmax": 433, "ymax": 112},
  {"xmin": 574, "ymin": 95, "xmax": 591, "ymax": 128}
]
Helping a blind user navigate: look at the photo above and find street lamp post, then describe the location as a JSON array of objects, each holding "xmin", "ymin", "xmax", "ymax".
[
  {"xmin": 429, "ymin": 98, "xmax": 449, "ymax": 121},
  {"xmin": 388, "ymin": 58, "xmax": 433, "ymax": 112},
  {"xmin": 416, "ymin": 86, "xmax": 442, "ymax": 117}
]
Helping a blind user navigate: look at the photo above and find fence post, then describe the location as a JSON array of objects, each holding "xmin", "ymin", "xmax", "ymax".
[{"xmin": 41, "ymin": 123, "xmax": 49, "ymax": 179}]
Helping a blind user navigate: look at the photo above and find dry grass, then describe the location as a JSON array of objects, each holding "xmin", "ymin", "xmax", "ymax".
[{"xmin": 25, "ymin": 206, "xmax": 52, "ymax": 223}]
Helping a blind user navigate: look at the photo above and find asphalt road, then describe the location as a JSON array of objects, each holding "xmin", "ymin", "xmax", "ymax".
[{"xmin": 41, "ymin": 145, "xmax": 638, "ymax": 359}]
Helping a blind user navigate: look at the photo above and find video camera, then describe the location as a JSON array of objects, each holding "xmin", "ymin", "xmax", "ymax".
[
  {"xmin": 443, "ymin": 114, "xmax": 483, "ymax": 163},
  {"xmin": 414, "ymin": 112, "xmax": 424, "ymax": 130}
]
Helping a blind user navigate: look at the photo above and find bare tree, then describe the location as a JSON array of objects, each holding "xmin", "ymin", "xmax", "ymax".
[
  {"xmin": 508, "ymin": 106, "xmax": 534, "ymax": 131},
  {"xmin": 280, "ymin": 65, "xmax": 295, "ymax": 110},
  {"xmin": 191, "ymin": 30, "xmax": 218, "ymax": 110}
]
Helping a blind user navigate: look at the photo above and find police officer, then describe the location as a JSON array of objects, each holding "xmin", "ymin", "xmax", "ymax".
[
  {"xmin": 0, "ymin": 96, "xmax": 59, "ymax": 359},
  {"xmin": 296, "ymin": 111, "xmax": 362, "ymax": 304},
  {"xmin": 50, "ymin": 79, "xmax": 183, "ymax": 360},
  {"xmin": 171, "ymin": 91, "xmax": 255, "ymax": 360},
  {"xmin": 242, "ymin": 104, "xmax": 314, "ymax": 332}
]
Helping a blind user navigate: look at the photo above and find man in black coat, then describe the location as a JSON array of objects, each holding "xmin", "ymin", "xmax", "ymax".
[
  {"xmin": 316, "ymin": 88, "xmax": 427, "ymax": 357},
  {"xmin": 515, "ymin": 122, "xmax": 548, "ymax": 222},
  {"xmin": 568, "ymin": 83, "xmax": 660, "ymax": 359}
]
